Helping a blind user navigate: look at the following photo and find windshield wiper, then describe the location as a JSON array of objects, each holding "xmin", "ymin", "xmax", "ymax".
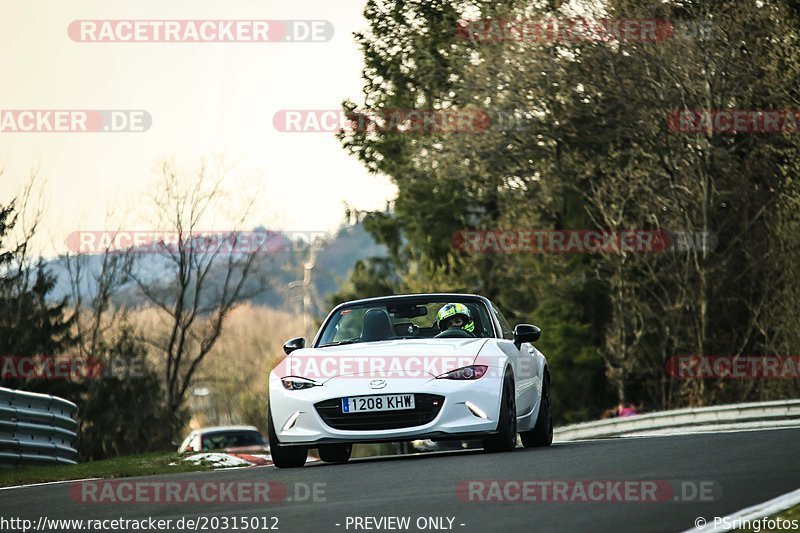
[{"xmin": 318, "ymin": 338, "xmax": 361, "ymax": 348}]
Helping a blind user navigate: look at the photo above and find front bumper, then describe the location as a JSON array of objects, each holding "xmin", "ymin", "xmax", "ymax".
[{"xmin": 268, "ymin": 374, "xmax": 503, "ymax": 446}]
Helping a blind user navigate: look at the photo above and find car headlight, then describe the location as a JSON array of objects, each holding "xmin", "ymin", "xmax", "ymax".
[
  {"xmin": 281, "ymin": 376, "xmax": 321, "ymax": 390},
  {"xmin": 436, "ymin": 365, "xmax": 488, "ymax": 380}
]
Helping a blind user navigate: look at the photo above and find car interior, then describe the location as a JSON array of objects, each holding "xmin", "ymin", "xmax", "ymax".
[{"xmin": 358, "ymin": 302, "xmax": 491, "ymax": 341}]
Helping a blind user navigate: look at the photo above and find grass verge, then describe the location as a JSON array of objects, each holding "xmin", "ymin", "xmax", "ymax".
[{"xmin": 0, "ymin": 452, "xmax": 217, "ymax": 488}]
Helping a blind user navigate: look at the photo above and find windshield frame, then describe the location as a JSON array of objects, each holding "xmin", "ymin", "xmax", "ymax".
[{"xmin": 312, "ymin": 294, "xmax": 500, "ymax": 347}]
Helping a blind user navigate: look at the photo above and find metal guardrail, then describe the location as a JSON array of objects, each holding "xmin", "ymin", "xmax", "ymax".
[
  {"xmin": 555, "ymin": 399, "xmax": 800, "ymax": 441},
  {"xmin": 0, "ymin": 386, "xmax": 78, "ymax": 466}
]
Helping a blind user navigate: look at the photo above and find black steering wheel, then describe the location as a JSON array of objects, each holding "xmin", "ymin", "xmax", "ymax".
[{"xmin": 434, "ymin": 328, "xmax": 475, "ymax": 339}]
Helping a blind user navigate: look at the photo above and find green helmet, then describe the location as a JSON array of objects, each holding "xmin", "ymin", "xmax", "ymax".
[{"xmin": 437, "ymin": 303, "xmax": 475, "ymax": 333}]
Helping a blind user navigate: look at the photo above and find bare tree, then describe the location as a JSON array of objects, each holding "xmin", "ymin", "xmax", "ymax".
[
  {"xmin": 64, "ymin": 223, "xmax": 135, "ymax": 363},
  {"xmin": 130, "ymin": 160, "xmax": 268, "ymax": 437}
]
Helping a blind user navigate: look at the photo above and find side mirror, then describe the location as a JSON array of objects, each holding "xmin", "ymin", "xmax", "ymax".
[
  {"xmin": 283, "ymin": 337, "xmax": 306, "ymax": 355},
  {"xmin": 513, "ymin": 324, "xmax": 541, "ymax": 348}
]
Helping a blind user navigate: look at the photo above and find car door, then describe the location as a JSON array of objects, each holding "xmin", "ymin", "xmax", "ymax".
[{"xmin": 491, "ymin": 304, "xmax": 539, "ymax": 417}]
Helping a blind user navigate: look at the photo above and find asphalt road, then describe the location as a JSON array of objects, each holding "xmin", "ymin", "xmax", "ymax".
[{"xmin": 1, "ymin": 428, "xmax": 798, "ymax": 533}]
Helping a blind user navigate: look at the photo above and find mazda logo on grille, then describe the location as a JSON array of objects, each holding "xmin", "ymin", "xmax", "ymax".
[{"xmin": 369, "ymin": 379, "xmax": 387, "ymax": 389}]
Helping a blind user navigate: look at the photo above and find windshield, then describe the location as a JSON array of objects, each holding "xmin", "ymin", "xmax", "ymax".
[
  {"xmin": 201, "ymin": 430, "xmax": 266, "ymax": 450},
  {"xmin": 316, "ymin": 297, "xmax": 495, "ymax": 346}
]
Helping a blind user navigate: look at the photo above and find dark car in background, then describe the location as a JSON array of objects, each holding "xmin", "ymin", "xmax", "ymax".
[{"xmin": 177, "ymin": 425, "xmax": 269, "ymax": 454}]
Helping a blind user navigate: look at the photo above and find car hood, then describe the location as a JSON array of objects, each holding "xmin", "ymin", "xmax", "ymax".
[{"xmin": 278, "ymin": 338, "xmax": 490, "ymax": 381}]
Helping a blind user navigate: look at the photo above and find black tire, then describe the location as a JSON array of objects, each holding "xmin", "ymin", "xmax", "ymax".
[
  {"xmin": 267, "ymin": 408, "xmax": 308, "ymax": 468},
  {"xmin": 520, "ymin": 369, "xmax": 553, "ymax": 447},
  {"xmin": 482, "ymin": 371, "xmax": 517, "ymax": 453},
  {"xmin": 318, "ymin": 443, "xmax": 352, "ymax": 464}
]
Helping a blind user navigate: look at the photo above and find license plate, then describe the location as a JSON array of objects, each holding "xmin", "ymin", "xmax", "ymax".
[{"xmin": 341, "ymin": 394, "xmax": 415, "ymax": 413}]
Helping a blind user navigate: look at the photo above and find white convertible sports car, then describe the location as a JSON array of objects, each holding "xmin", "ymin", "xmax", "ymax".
[{"xmin": 267, "ymin": 293, "xmax": 552, "ymax": 467}]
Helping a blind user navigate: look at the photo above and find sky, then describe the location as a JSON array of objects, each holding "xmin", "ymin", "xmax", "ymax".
[{"xmin": 0, "ymin": 0, "xmax": 396, "ymax": 257}]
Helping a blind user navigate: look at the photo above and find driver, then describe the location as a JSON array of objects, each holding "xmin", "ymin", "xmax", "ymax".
[{"xmin": 437, "ymin": 303, "xmax": 475, "ymax": 334}]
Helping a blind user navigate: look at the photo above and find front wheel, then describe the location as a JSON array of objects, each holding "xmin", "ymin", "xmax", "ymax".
[
  {"xmin": 318, "ymin": 443, "xmax": 352, "ymax": 464},
  {"xmin": 267, "ymin": 409, "xmax": 308, "ymax": 468},
  {"xmin": 520, "ymin": 370, "xmax": 553, "ymax": 447},
  {"xmin": 482, "ymin": 372, "xmax": 517, "ymax": 452}
]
